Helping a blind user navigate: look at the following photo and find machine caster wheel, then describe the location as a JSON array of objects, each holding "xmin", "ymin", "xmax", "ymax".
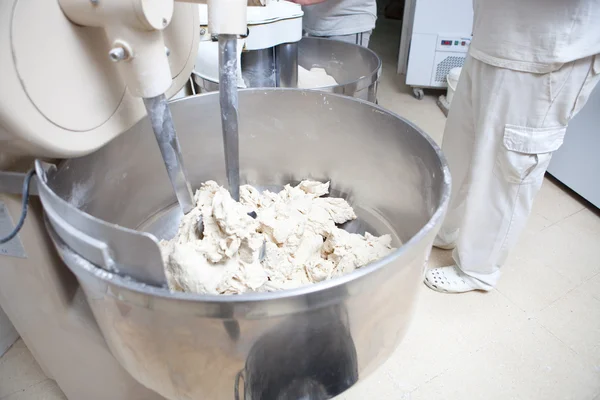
[{"xmin": 412, "ymin": 88, "xmax": 424, "ymax": 100}]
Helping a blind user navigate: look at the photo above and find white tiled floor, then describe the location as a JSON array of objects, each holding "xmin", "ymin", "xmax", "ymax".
[{"xmin": 2, "ymin": 16, "xmax": 600, "ymax": 400}]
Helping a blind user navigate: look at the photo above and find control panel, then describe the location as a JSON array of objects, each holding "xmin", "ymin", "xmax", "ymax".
[{"xmin": 436, "ymin": 35, "xmax": 471, "ymax": 53}]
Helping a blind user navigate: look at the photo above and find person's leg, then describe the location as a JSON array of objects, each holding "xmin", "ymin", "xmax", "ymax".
[
  {"xmin": 426, "ymin": 56, "xmax": 496, "ymax": 292},
  {"xmin": 426, "ymin": 54, "xmax": 600, "ymax": 293},
  {"xmin": 435, "ymin": 56, "xmax": 476, "ymax": 249}
]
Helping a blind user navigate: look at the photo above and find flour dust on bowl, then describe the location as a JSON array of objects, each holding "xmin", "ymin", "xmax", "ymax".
[
  {"xmin": 193, "ymin": 37, "xmax": 382, "ymax": 102},
  {"xmin": 36, "ymin": 89, "xmax": 450, "ymax": 400}
]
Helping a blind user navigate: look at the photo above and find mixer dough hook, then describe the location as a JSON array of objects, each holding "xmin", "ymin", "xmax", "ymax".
[
  {"xmin": 143, "ymin": 95, "xmax": 195, "ymax": 214},
  {"xmin": 218, "ymin": 34, "xmax": 242, "ymax": 201}
]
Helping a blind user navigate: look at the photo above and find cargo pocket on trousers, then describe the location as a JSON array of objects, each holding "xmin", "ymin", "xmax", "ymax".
[{"xmin": 494, "ymin": 124, "xmax": 567, "ymax": 184}]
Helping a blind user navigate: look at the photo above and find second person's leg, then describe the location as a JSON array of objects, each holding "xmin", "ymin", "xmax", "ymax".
[{"xmin": 427, "ymin": 55, "xmax": 600, "ymax": 293}]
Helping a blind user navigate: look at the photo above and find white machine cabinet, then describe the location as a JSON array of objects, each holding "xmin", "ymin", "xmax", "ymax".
[{"xmin": 403, "ymin": 0, "xmax": 473, "ymax": 99}]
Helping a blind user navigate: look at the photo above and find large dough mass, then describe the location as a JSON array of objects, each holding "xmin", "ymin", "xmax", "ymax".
[{"xmin": 160, "ymin": 180, "xmax": 395, "ymax": 295}]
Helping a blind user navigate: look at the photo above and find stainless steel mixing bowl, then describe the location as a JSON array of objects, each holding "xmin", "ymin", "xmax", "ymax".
[
  {"xmin": 193, "ymin": 37, "xmax": 382, "ymax": 102},
  {"xmin": 37, "ymin": 89, "xmax": 450, "ymax": 400}
]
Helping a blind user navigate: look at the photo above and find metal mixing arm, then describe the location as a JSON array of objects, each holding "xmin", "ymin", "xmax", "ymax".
[
  {"xmin": 203, "ymin": 0, "xmax": 249, "ymax": 201},
  {"xmin": 219, "ymin": 36, "xmax": 242, "ymax": 201},
  {"xmin": 143, "ymin": 95, "xmax": 194, "ymax": 213}
]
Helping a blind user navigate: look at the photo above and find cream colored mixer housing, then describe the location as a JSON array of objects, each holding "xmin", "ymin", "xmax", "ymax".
[{"xmin": 0, "ymin": 0, "xmax": 263, "ymax": 157}]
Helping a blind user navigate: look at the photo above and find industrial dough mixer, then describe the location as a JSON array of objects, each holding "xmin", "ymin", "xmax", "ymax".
[{"xmin": 0, "ymin": 1, "xmax": 450, "ymax": 399}]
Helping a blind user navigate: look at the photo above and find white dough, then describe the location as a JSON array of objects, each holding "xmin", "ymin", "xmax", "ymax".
[
  {"xmin": 297, "ymin": 66, "xmax": 339, "ymax": 89},
  {"xmin": 160, "ymin": 180, "xmax": 395, "ymax": 295}
]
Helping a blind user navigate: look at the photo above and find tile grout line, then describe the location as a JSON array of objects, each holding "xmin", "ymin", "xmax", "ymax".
[
  {"xmin": 493, "ymin": 288, "xmax": 527, "ymax": 314},
  {"xmin": 539, "ymin": 207, "xmax": 585, "ymax": 233},
  {"xmin": 404, "ymin": 311, "xmax": 550, "ymax": 397},
  {"xmin": 529, "ymin": 276, "xmax": 600, "ymax": 368},
  {"xmin": 536, "ymin": 321, "xmax": 583, "ymax": 359},
  {"xmin": 533, "ymin": 291, "xmax": 600, "ymax": 363},
  {"xmin": 405, "ymin": 299, "xmax": 528, "ymax": 396},
  {"xmin": 0, "ymin": 378, "xmax": 49, "ymax": 400},
  {"xmin": 405, "ymin": 299, "xmax": 596, "ymax": 398},
  {"xmin": 535, "ymin": 271, "xmax": 600, "ymax": 314},
  {"xmin": 407, "ymin": 366, "xmax": 454, "ymax": 395},
  {"xmin": 537, "ymin": 285, "xmax": 578, "ymax": 313},
  {"xmin": 528, "ymin": 239, "xmax": 598, "ymax": 297},
  {"xmin": 0, "ymin": 342, "xmax": 21, "ymax": 367}
]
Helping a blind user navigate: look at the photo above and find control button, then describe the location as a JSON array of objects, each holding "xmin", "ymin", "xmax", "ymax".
[
  {"xmin": 454, "ymin": 41, "xmax": 459, "ymax": 45},
  {"xmin": 461, "ymin": 41, "xmax": 466, "ymax": 46}
]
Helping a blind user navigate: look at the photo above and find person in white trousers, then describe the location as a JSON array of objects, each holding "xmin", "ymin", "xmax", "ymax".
[
  {"xmin": 291, "ymin": 0, "xmax": 376, "ymax": 47},
  {"xmin": 425, "ymin": 0, "xmax": 600, "ymax": 293}
]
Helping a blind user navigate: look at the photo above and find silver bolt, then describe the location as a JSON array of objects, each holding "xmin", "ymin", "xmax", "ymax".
[
  {"xmin": 108, "ymin": 47, "xmax": 126, "ymax": 62},
  {"xmin": 200, "ymin": 28, "xmax": 207, "ymax": 35},
  {"xmin": 165, "ymin": 47, "xmax": 170, "ymax": 57}
]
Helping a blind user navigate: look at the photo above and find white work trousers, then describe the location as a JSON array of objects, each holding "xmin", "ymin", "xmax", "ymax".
[{"xmin": 437, "ymin": 54, "xmax": 600, "ymax": 287}]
